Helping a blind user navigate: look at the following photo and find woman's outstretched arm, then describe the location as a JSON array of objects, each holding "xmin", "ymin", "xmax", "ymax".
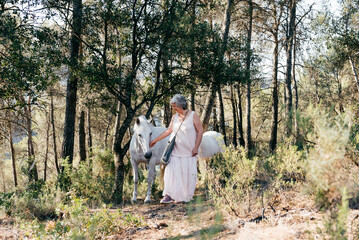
[{"xmin": 149, "ymin": 115, "xmax": 174, "ymax": 148}]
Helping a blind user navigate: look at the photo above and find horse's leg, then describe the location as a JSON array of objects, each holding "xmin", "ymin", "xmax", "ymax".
[
  {"xmin": 144, "ymin": 162, "xmax": 156, "ymax": 203},
  {"xmin": 131, "ymin": 160, "xmax": 139, "ymax": 203}
]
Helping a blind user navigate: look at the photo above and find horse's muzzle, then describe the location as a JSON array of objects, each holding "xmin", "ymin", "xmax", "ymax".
[{"xmin": 144, "ymin": 152, "xmax": 152, "ymax": 159}]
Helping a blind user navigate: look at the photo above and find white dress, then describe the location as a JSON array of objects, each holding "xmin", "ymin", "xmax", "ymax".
[{"xmin": 163, "ymin": 111, "xmax": 198, "ymax": 202}]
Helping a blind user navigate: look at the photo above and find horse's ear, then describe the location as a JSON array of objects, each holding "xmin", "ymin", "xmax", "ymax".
[{"xmin": 136, "ymin": 117, "xmax": 140, "ymax": 125}]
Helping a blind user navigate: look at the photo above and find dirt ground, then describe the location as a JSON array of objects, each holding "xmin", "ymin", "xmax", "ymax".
[{"xmin": 1, "ymin": 192, "xmax": 358, "ymax": 240}]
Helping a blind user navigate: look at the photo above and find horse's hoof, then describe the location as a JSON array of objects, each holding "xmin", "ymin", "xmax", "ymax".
[{"xmin": 144, "ymin": 198, "xmax": 151, "ymax": 204}]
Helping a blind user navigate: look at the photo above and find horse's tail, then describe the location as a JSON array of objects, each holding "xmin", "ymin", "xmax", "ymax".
[{"xmin": 159, "ymin": 165, "xmax": 166, "ymax": 188}]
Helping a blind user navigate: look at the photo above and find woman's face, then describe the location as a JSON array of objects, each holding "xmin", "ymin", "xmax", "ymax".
[{"xmin": 171, "ymin": 103, "xmax": 182, "ymax": 113}]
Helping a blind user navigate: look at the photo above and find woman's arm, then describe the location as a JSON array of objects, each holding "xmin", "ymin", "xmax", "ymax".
[
  {"xmin": 192, "ymin": 112, "xmax": 203, "ymax": 156},
  {"xmin": 149, "ymin": 115, "xmax": 174, "ymax": 148}
]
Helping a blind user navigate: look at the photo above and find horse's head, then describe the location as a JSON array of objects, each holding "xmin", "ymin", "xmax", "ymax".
[{"xmin": 133, "ymin": 116, "xmax": 154, "ymax": 160}]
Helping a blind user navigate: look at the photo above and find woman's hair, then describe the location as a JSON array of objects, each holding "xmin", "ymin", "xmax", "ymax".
[{"xmin": 170, "ymin": 94, "xmax": 188, "ymax": 110}]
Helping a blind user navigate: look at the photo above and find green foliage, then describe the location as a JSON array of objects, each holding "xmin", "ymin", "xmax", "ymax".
[
  {"xmin": 6, "ymin": 183, "xmax": 65, "ymax": 220},
  {"xmin": 0, "ymin": 1, "xmax": 61, "ymax": 104},
  {"xmin": 206, "ymin": 143, "xmax": 306, "ymax": 216},
  {"xmin": 317, "ymin": 189, "xmax": 349, "ymax": 240},
  {"xmin": 22, "ymin": 191, "xmax": 145, "ymax": 239},
  {"xmin": 304, "ymin": 106, "xmax": 358, "ymax": 210},
  {"xmin": 0, "ymin": 192, "xmax": 15, "ymax": 216},
  {"xmin": 60, "ymin": 149, "xmax": 115, "ymax": 205},
  {"xmin": 266, "ymin": 143, "xmax": 306, "ymax": 185}
]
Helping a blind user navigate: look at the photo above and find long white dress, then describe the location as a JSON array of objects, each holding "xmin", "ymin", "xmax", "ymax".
[{"xmin": 163, "ymin": 111, "xmax": 198, "ymax": 202}]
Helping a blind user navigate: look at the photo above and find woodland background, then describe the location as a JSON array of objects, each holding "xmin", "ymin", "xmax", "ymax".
[{"xmin": 0, "ymin": 0, "xmax": 359, "ymax": 239}]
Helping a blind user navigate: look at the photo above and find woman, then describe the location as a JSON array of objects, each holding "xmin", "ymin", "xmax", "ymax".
[{"xmin": 149, "ymin": 94, "xmax": 203, "ymax": 203}]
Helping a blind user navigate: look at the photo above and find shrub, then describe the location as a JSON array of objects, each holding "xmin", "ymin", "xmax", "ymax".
[
  {"xmin": 304, "ymin": 106, "xmax": 359, "ymax": 210},
  {"xmin": 23, "ymin": 191, "xmax": 145, "ymax": 239},
  {"xmin": 60, "ymin": 148, "xmax": 116, "ymax": 205},
  {"xmin": 206, "ymin": 142, "xmax": 306, "ymax": 217},
  {"xmin": 8, "ymin": 183, "xmax": 65, "ymax": 220}
]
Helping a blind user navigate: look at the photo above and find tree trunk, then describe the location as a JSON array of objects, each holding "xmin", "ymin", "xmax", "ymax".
[
  {"xmin": 61, "ymin": 0, "xmax": 82, "ymax": 166},
  {"xmin": 79, "ymin": 110, "xmax": 86, "ymax": 162},
  {"xmin": 293, "ymin": 31, "xmax": 299, "ymax": 144},
  {"xmin": 26, "ymin": 98, "xmax": 38, "ymax": 182},
  {"xmin": 269, "ymin": 33, "xmax": 279, "ymax": 152},
  {"xmin": 112, "ymin": 110, "xmax": 134, "ymax": 204},
  {"xmin": 87, "ymin": 106, "xmax": 93, "ymax": 158},
  {"xmin": 112, "ymin": 101, "xmax": 122, "ymax": 149},
  {"xmin": 0, "ymin": 165, "xmax": 5, "ymax": 192},
  {"xmin": 190, "ymin": 1, "xmax": 197, "ymax": 112},
  {"xmin": 245, "ymin": 0, "xmax": 253, "ymax": 155},
  {"xmin": 230, "ymin": 86, "xmax": 237, "ymax": 147},
  {"xmin": 164, "ymin": 102, "xmax": 172, "ymax": 127},
  {"xmin": 191, "ymin": 92, "xmax": 195, "ymax": 111},
  {"xmin": 218, "ymin": 88, "xmax": 227, "ymax": 145},
  {"xmin": 201, "ymin": 83, "xmax": 217, "ymax": 132},
  {"xmin": 50, "ymin": 93, "xmax": 60, "ymax": 174},
  {"xmin": 284, "ymin": 0, "xmax": 296, "ymax": 137},
  {"xmin": 349, "ymin": 56, "xmax": 359, "ymax": 93},
  {"xmin": 236, "ymin": 86, "xmax": 245, "ymax": 147},
  {"xmin": 8, "ymin": 119, "xmax": 17, "ymax": 187},
  {"xmin": 44, "ymin": 115, "xmax": 50, "ymax": 181},
  {"xmin": 213, "ymin": 94, "xmax": 219, "ymax": 132}
]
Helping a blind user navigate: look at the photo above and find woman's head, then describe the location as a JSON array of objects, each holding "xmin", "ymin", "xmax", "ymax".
[{"xmin": 170, "ymin": 94, "xmax": 188, "ymax": 110}]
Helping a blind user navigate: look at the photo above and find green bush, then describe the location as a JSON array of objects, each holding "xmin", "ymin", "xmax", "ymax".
[
  {"xmin": 8, "ymin": 183, "xmax": 65, "ymax": 220},
  {"xmin": 304, "ymin": 106, "xmax": 359, "ymax": 210},
  {"xmin": 60, "ymin": 148, "xmax": 116, "ymax": 205},
  {"xmin": 22, "ymin": 191, "xmax": 145, "ymax": 239},
  {"xmin": 317, "ymin": 189, "xmax": 350, "ymax": 240},
  {"xmin": 206, "ymin": 142, "xmax": 306, "ymax": 216}
]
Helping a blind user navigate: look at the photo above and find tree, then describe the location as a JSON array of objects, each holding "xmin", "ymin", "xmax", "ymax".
[
  {"xmin": 284, "ymin": 0, "xmax": 296, "ymax": 137},
  {"xmin": 245, "ymin": 0, "xmax": 253, "ymax": 155},
  {"xmin": 257, "ymin": 0, "xmax": 285, "ymax": 151},
  {"xmin": 61, "ymin": 0, "xmax": 83, "ymax": 167}
]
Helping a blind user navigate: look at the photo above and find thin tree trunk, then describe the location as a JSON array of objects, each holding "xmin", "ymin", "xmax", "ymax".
[
  {"xmin": 349, "ymin": 56, "xmax": 359, "ymax": 93},
  {"xmin": 8, "ymin": 119, "xmax": 17, "ymax": 187},
  {"xmin": 293, "ymin": 31, "xmax": 299, "ymax": 144},
  {"xmin": 164, "ymin": 102, "xmax": 171, "ymax": 127},
  {"xmin": 112, "ymin": 101, "xmax": 122, "ymax": 149},
  {"xmin": 218, "ymin": 88, "xmax": 227, "ymax": 145},
  {"xmin": 87, "ymin": 106, "xmax": 93, "ymax": 157},
  {"xmin": 0, "ymin": 165, "xmax": 5, "ymax": 192},
  {"xmin": 230, "ymin": 86, "xmax": 237, "ymax": 147},
  {"xmin": 190, "ymin": 1, "xmax": 197, "ymax": 112},
  {"xmin": 213, "ymin": 94, "xmax": 219, "ymax": 132},
  {"xmin": 236, "ymin": 86, "xmax": 245, "ymax": 147},
  {"xmin": 50, "ymin": 93, "xmax": 60, "ymax": 174},
  {"xmin": 284, "ymin": 0, "xmax": 296, "ymax": 137},
  {"xmin": 269, "ymin": 33, "xmax": 279, "ymax": 151},
  {"xmin": 201, "ymin": 83, "xmax": 217, "ymax": 132},
  {"xmin": 191, "ymin": 92, "xmax": 195, "ymax": 111},
  {"xmin": 44, "ymin": 115, "xmax": 50, "ymax": 181},
  {"xmin": 26, "ymin": 98, "xmax": 38, "ymax": 182},
  {"xmin": 79, "ymin": 110, "xmax": 86, "ymax": 162},
  {"xmin": 105, "ymin": 113, "xmax": 114, "ymax": 149},
  {"xmin": 245, "ymin": 0, "xmax": 253, "ymax": 155},
  {"xmin": 61, "ymin": 0, "xmax": 82, "ymax": 166}
]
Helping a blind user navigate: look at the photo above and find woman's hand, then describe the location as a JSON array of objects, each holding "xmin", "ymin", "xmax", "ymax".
[
  {"xmin": 149, "ymin": 140, "xmax": 156, "ymax": 148},
  {"xmin": 192, "ymin": 148, "xmax": 198, "ymax": 157}
]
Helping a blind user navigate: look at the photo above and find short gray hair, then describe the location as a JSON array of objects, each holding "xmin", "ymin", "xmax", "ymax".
[{"xmin": 170, "ymin": 94, "xmax": 188, "ymax": 110}]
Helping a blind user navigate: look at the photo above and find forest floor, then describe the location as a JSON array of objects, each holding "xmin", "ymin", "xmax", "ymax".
[{"xmin": 1, "ymin": 189, "xmax": 358, "ymax": 239}]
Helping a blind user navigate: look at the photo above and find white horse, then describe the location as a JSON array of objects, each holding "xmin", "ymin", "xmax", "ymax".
[{"xmin": 130, "ymin": 115, "xmax": 224, "ymax": 203}]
